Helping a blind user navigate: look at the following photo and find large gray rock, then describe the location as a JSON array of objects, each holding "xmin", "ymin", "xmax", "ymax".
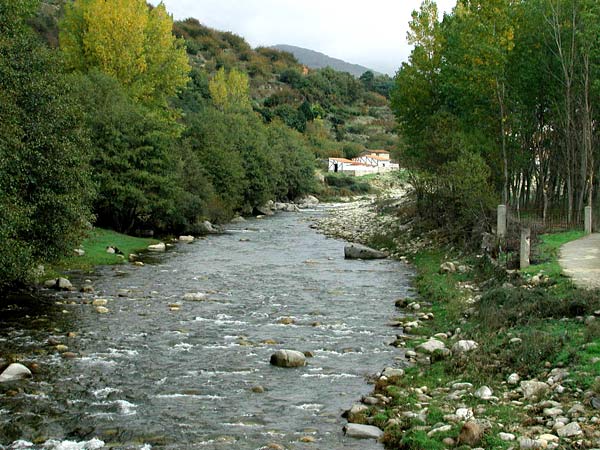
[
  {"xmin": 57, "ymin": 277, "xmax": 73, "ymax": 291},
  {"xmin": 147, "ymin": 242, "xmax": 166, "ymax": 252},
  {"xmin": 256, "ymin": 204, "xmax": 274, "ymax": 216},
  {"xmin": 521, "ymin": 380, "xmax": 549, "ymax": 399},
  {"xmin": 344, "ymin": 243, "xmax": 388, "ymax": 260},
  {"xmin": 343, "ymin": 423, "xmax": 383, "ymax": 440},
  {"xmin": 452, "ymin": 340, "xmax": 479, "ymax": 354},
  {"xmin": 556, "ymin": 422, "xmax": 583, "ymax": 438},
  {"xmin": 295, "ymin": 195, "xmax": 319, "ymax": 208},
  {"xmin": 416, "ymin": 339, "xmax": 447, "ymax": 354},
  {"xmin": 270, "ymin": 350, "xmax": 306, "ymax": 368},
  {"xmin": 0, "ymin": 363, "xmax": 32, "ymax": 382}
]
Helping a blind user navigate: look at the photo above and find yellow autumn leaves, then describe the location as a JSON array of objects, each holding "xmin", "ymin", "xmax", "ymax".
[{"xmin": 60, "ymin": 0, "xmax": 189, "ymax": 104}]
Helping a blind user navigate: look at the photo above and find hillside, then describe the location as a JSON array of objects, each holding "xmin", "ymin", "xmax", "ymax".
[
  {"xmin": 272, "ymin": 44, "xmax": 376, "ymax": 77},
  {"xmin": 32, "ymin": 6, "xmax": 399, "ymax": 159}
]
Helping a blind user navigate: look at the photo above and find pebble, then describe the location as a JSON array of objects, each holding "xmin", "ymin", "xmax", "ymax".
[
  {"xmin": 95, "ymin": 306, "xmax": 110, "ymax": 314},
  {"xmin": 499, "ymin": 432, "xmax": 516, "ymax": 441}
]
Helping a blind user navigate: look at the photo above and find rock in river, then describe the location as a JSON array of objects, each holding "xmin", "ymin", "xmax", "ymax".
[
  {"xmin": 0, "ymin": 363, "xmax": 32, "ymax": 383},
  {"xmin": 344, "ymin": 243, "xmax": 388, "ymax": 260},
  {"xmin": 148, "ymin": 242, "xmax": 166, "ymax": 252},
  {"xmin": 269, "ymin": 350, "xmax": 306, "ymax": 368},
  {"xmin": 343, "ymin": 423, "xmax": 383, "ymax": 440}
]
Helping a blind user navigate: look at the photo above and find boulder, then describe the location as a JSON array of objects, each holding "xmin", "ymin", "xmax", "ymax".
[
  {"xmin": 344, "ymin": 243, "xmax": 388, "ymax": 260},
  {"xmin": 474, "ymin": 386, "xmax": 493, "ymax": 399},
  {"xmin": 44, "ymin": 278, "xmax": 58, "ymax": 288},
  {"xmin": 295, "ymin": 195, "xmax": 319, "ymax": 208},
  {"xmin": 0, "ymin": 363, "xmax": 32, "ymax": 382},
  {"xmin": 183, "ymin": 292, "xmax": 207, "ymax": 301},
  {"xmin": 57, "ymin": 277, "xmax": 73, "ymax": 291},
  {"xmin": 193, "ymin": 220, "xmax": 219, "ymax": 234},
  {"xmin": 95, "ymin": 306, "xmax": 110, "ymax": 314},
  {"xmin": 521, "ymin": 380, "xmax": 549, "ymax": 399},
  {"xmin": 147, "ymin": 242, "xmax": 166, "ymax": 252},
  {"xmin": 452, "ymin": 340, "xmax": 479, "ymax": 354},
  {"xmin": 230, "ymin": 216, "xmax": 246, "ymax": 224},
  {"xmin": 381, "ymin": 367, "xmax": 405, "ymax": 378},
  {"xmin": 416, "ymin": 339, "xmax": 447, "ymax": 354},
  {"xmin": 343, "ymin": 423, "xmax": 383, "ymax": 440},
  {"xmin": 269, "ymin": 350, "xmax": 306, "ymax": 368},
  {"xmin": 556, "ymin": 422, "xmax": 582, "ymax": 438},
  {"xmin": 256, "ymin": 204, "xmax": 274, "ymax": 216},
  {"xmin": 343, "ymin": 403, "xmax": 369, "ymax": 419},
  {"xmin": 179, "ymin": 235, "xmax": 194, "ymax": 242}
]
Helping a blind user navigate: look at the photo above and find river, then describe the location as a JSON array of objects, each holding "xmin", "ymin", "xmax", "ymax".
[{"xmin": 0, "ymin": 207, "xmax": 413, "ymax": 450}]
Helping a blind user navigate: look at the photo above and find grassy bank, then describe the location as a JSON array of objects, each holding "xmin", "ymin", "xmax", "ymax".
[
  {"xmin": 43, "ymin": 228, "xmax": 158, "ymax": 279},
  {"xmin": 357, "ymin": 231, "xmax": 600, "ymax": 449}
]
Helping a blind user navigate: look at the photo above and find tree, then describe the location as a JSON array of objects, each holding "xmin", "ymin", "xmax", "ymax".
[
  {"xmin": 75, "ymin": 72, "xmax": 181, "ymax": 233},
  {"xmin": 208, "ymin": 67, "xmax": 252, "ymax": 112},
  {"xmin": 0, "ymin": 0, "xmax": 93, "ymax": 289},
  {"xmin": 59, "ymin": 0, "xmax": 189, "ymax": 103}
]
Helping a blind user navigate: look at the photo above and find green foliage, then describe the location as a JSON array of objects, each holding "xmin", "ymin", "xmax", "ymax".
[
  {"xmin": 0, "ymin": 0, "xmax": 93, "ymax": 290},
  {"xmin": 209, "ymin": 67, "xmax": 251, "ymax": 112},
  {"xmin": 75, "ymin": 72, "xmax": 183, "ymax": 233},
  {"xmin": 60, "ymin": 0, "xmax": 190, "ymax": 104}
]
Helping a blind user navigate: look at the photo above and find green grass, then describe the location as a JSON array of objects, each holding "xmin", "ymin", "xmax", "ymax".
[
  {"xmin": 44, "ymin": 228, "xmax": 158, "ymax": 278},
  {"xmin": 374, "ymin": 230, "xmax": 599, "ymax": 449}
]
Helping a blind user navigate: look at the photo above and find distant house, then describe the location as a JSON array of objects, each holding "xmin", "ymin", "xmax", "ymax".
[
  {"xmin": 328, "ymin": 157, "xmax": 378, "ymax": 176},
  {"xmin": 327, "ymin": 150, "xmax": 399, "ymax": 176}
]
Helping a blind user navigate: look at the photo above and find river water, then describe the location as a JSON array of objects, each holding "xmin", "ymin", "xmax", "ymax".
[{"xmin": 0, "ymin": 208, "xmax": 413, "ymax": 450}]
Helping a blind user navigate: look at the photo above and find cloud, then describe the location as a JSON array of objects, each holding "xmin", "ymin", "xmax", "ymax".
[{"xmin": 153, "ymin": 0, "xmax": 456, "ymax": 75}]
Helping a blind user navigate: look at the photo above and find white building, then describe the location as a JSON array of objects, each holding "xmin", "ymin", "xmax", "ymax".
[{"xmin": 327, "ymin": 150, "xmax": 399, "ymax": 176}]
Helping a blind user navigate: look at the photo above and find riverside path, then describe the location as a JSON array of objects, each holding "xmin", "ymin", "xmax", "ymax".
[{"xmin": 559, "ymin": 233, "xmax": 600, "ymax": 289}]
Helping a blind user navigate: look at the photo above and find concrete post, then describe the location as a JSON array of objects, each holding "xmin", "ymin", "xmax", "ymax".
[
  {"xmin": 584, "ymin": 206, "xmax": 592, "ymax": 235},
  {"xmin": 520, "ymin": 227, "xmax": 531, "ymax": 270},
  {"xmin": 497, "ymin": 205, "xmax": 507, "ymax": 237}
]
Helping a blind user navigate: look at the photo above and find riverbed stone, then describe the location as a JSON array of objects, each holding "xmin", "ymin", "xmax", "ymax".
[
  {"xmin": 183, "ymin": 292, "xmax": 207, "ymax": 301},
  {"xmin": 416, "ymin": 339, "xmax": 446, "ymax": 354},
  {"xmin": 344, "ymin": 243, "xmax": 388, "ymax": 260},
  {"xmin": 521, "ymin": 380, "xmax": 550, "ymax": 399},
  {"xmin": 95, "ymin": 306, "xmax": 110, "ymax": 314},
  {"xmin": 474, "ymin": 386, "xmax": 493, "ymax": 400},
  {"xmin": 269, "ymin": 350, "xmax": 306, "ymax": 368},
  {"xmin": 452, "ymin": 340, "xmax": 479, "ymax": 354},
  {"xmin": 382, "ymin": 367, "xmax": 404, "ymax": 378},
  {"xmin": 343, "ymin": 423, "xmax": 383, "ymax": 440},
  {"xmin": 556, "ymin": 422, "xmax": 582, "ymax": 438},
  {"xmin": 148, "ymin": 242, "xmax": 166, "ymax": 252},
  {"xmin": 57, "ymin": 277, "xmax": 73, "ymax": 290},
  {"xmin": 179, "ymin": 235, "xmax": 194, "ymax": 242},
  {"xmin": 0, "ymin": 363, "xmax": 32, "ymax": 382}
]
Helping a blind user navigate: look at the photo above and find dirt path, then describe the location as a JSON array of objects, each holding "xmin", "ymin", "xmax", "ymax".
[{"xmin": 559, "ymin": 233, "xmax": 600, "ymax": 289}]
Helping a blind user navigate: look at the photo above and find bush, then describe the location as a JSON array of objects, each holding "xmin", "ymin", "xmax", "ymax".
[{"xmin": 324, "ymin": 174, "xmax": 371, "ymax": 194}]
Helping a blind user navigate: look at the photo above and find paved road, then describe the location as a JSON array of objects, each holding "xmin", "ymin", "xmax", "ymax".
[{"xmin": 559, "ymin": 233, "xmax": 600, "ymax": 289}]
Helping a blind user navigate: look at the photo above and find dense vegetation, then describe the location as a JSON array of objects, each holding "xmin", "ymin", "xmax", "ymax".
[
  {"xmin": 393, "ymin": 0, "xmax": 600, "ymax": 240},
  {"xmin": 0, "ymin": 0, "xmax": 400, "ymax": 290}
]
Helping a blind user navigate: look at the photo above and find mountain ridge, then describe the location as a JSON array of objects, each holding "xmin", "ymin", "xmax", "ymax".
[{"xmin": 271, "ymin": 44, "xmax": 377, "ymax": 77}]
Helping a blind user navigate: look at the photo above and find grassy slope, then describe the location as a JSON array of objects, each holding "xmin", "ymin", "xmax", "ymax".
[
  {"xmin": 45, "ymin": 228, "xmax": 158, "ymax": 278},
  {"xmin": 363, "ymin": 231, "xmax": 599, "ymax": 449}
]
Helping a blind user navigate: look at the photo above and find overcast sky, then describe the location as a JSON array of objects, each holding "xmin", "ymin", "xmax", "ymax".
[{"xmin": 152, "ymin": 0, "xmax": 457, "ymax": 75}]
